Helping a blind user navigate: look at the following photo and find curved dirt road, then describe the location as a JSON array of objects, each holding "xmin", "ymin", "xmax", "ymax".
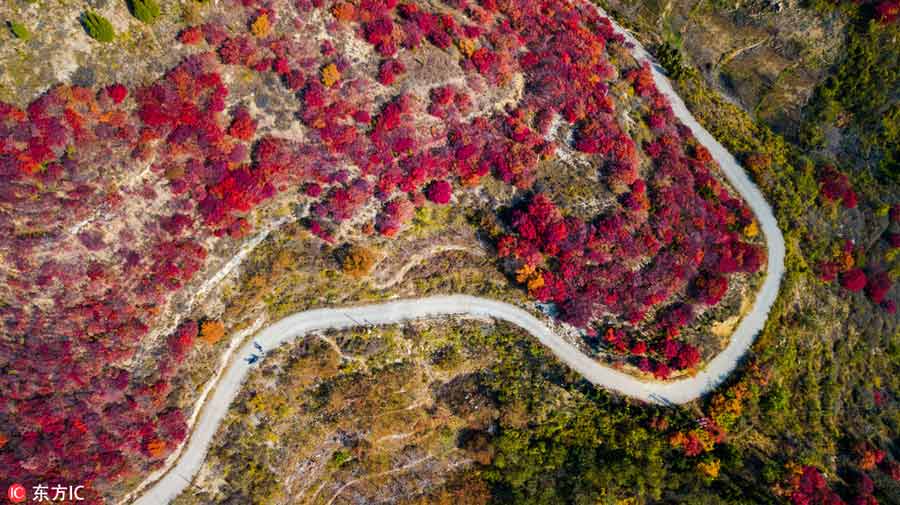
[{"xmin": 130, "ymin": 7, "xmax": 785, "ymax": 504}]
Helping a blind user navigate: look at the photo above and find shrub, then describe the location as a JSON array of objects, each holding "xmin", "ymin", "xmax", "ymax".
[
  {"xmin": 378, "ymin": 59, "xmax": 407, "ymax": 85},
  {"xmin": 128, "ymin": 0, "xmax": 161, "ymax": 24},
  {"xmin": 694, "ymin": 274, "xmax": 729, "ymax": 305},
  {"xmin": 321, "ymin": 63, "xmax": 341, "ymax": 87},
  {"xmin": 865, "ymin": 271, "xmax": 892, "ymax": 304},
  {"xmin": 106, "ymin": 83, "xmax": 128, "ymax": 104},
  {"xmin": 8, "ymin": 20, "xmax": 30, "ymax": 40},
  {"xmin": 338, "ymin": 244, "xmax": 377, "ymax": 278},
  {"xmin": 655, "ymin": 41, "xmax": 693, "ymax": 81},
  {"xmin": 178, "ymin": 26, "xmax": 203, "ymax": 44},
  {"xmin": 426, "ymin": 180, "xmax": 453, "ymax": 204},
  {"xmin": 818, "ymin": 164, "xmax": 857, "ymax": 208},
  {"xmin": 168, "ymin": 321, "xmax": 197, "ymax": 361},
  {"xmin": 787, "ymin": 466, "xmax": 845, "ymax": 505},
  {"xmin": 81, "ymin": 11, "xmax": 115, "ymax": 42},
  {"xmin": 227, "ymin": 107, "xmax": 256, "ymax": 140},
  {"xmin": 876, "ymin": 0, "xmax": 900, "ymax": 22},
  {"xmin": 841, "ymin": 268, "xmax": 868, "ymax": 292},
  {"xmin": 250, "ymin": 13, "xmax": 270, "ymax": 37},
  {"xmin": 199, "ymin": 320, "xmax": 226, "ymax": 344},
  {"xmin": 887, "ymin": 232, "xmax": 900, "ymax": 248}
]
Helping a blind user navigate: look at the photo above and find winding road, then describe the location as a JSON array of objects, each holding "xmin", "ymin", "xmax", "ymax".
[{"xmin": 129, "ymin": 7, "xmax": 786, "ymax": 505}]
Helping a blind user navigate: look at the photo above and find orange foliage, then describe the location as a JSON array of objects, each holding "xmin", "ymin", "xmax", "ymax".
[
  {"xmin": 331, "ymin": 2, "xmax": 356, "ymax": 21},
  {"xmin": 744, "ymin": 152, "xmax": 772, "ymax": 176},
  {"xmin": 457, "ymin": 38, "xmax": 477, "ymax": 57},
  {"xmin": 840, "ymin": 249, "xmax": 855, "ymax": 270},
  {"xmin": 526, "ymin": 273, "xmax": 545, "ymax": 293},
  {"xmin": 146, "ymin": 439, "xmax": 167, "ymax": 458},
  {"xmin": 321, "ymin": 63, "xmax": 341, "ymax": 87},
  {"xmin": 697, "ymin": 458, "xmax": 720, "ymax": 478},
  {"xmin": 251, "ymin": 13, "xmax": 270, "ymax": 37},
  {"xmin": 515, "ymin": 263, "xmax": 536, "ymax": 283},
  {"xmin": 669, "ymin": 428, "xmax": 716, "ymax": 457},
  {"xmin": 857, "ymin": 443, "xmax": 886, "ymax": 471},
  {"xmin": 340, "ymin": 245, "xmax": 376, "ymax": 278},
  {"xmin": 200, "ymin": 320, "xmax": 226, "ymax": 344}
]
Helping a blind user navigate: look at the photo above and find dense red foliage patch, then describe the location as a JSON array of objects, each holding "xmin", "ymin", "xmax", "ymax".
[
  {"xmin": 0, "ymin": 53, "xmax": 273, "ymax": 504},
  {"xmin": 178, "ymin": 26, "xmax": 204, "ymax": 45},
  {"xmin": 878, "ymin": 1, "xmax": 900, "ymax": 22},
  {"xmin": 227, "ymin": 106, "xmax": 257, "ymax": 140},
  {"xmin": 789, "ymin": 466, "xmax": 847, "ymax": 505},
  {"xmin": 884, "ymin": 460, "xmax": 900, "ymax": 481},
  {"xmin": 865, "ymin": 270, "xmax": 892, "ymax": 304},
  {"xmin": 495, "ymin": 182, "xmax": 758, "ymax": 374},
  {"xmin": 426, "ymin": 179, "xmax": 452, "ymax": 204},
  {"xmin": 378, "ymin": 58, "xmax": 407, "ymax": 85},
  {"xmin": 842, "ymin": 268, "xmax": 868, "ymax": 292},
  {"xmin": 819, "ymin": 164, "xmax": 858, "ymax": 209},
  {"xmin": 819, "ymin": 235, "xmax": 895, "ymax": 309},
  {"xmin": 105, "ymin": 84, "xmax": 128, "ymax": 104}
]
